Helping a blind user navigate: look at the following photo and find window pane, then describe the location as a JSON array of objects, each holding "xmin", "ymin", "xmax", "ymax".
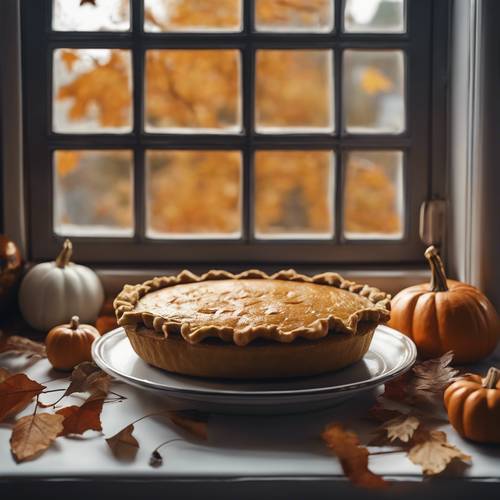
[
  {"xmin": 343, "ymin": 151, "xmax": 403, "ymax": 239},
  {"xmin": 144, "ymin": 0, "xmax": 242, "ymax": 32},
  {"xmin": 54, "ymin": 150, "xmax": 133, "ymax": 237},
  {"xmin": 146, "ymin": 151, "xmax": 242, "ymax": 238},
  {"xmin": 145, "ymin": 50, "xmax": 241, "ymax": 133},
  {"xmin": 344, "ymin": 50, "xmax": 405, "ymax": 134},
  {"xmin": 53, "ymin": 49, "xmax": 133, "ymax": 133},
  {"xmin": 52, "ymin": 0, "xmax": 130, "ymax": 31},
  {"xmin": 344, "ymin": 0, "xmax": 405, "ymax": 33},
  {"xmin": 254, "ymin": 151, "xmax": 334, "ymax": 238},
  {"xmin": 255, "ymin": 50, "xmax": 334, "ymax": 133},
  {"xmin": 255, "ymin": 0, "xmax": 334, "ymax": 32}
]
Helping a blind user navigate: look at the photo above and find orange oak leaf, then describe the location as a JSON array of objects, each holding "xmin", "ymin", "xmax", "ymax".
[
  {"xmin": 321, "ymin": 423, "xmax": 388, "ymax": 489},
  {"xmin": 56, "ymin": 398, "xmax": 104, "ymax": 436},
  {"xmin": 64, "ymin": 362, "xmax": 111, "ymax": 399},
  {"xmin": 168, "ymin": 410, "xmax": 209, "ymax": 440},
  {"xmin": 0, "ymin": 336, "xmax": 46, "ymax": 359},
  {"xmin": 0, "ymin": 374, "xmax": 45, "ymax": 422},
  {"xmin": 10, "ymin": 413, "xmax": 65, "ymax": 462},
  {"xmin": 407, "ymin": 428, "xmax": 471, "ymax": 475},
  {"xmin": 0, "ymin": 367, "xmax": 12, "ymax": 383},
  {"xmin": 106, "ymin": 424, "xmax": 139, "ymax": 458}
]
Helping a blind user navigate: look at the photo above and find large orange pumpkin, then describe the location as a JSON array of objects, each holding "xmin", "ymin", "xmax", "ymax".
[
  {"xmin": 389, "ymin": 246, "xmax": 499, "ymax": 363},
  {"xmin": 444, "ymin": 367, "xmax": 500, "ymax": 443}
]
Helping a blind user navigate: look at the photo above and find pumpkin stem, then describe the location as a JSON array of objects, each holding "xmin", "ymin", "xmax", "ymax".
[
  {"xmin": 424, "ymin": 245, "xmax": 449, "ymax": 292},
  {"xmin": 55, "ymin": 239, "xmax": 73, "ymax": 268},
  {"xmin": 483, "ymin": 367, "xmax": 500, "ymax": 389},
  {"xmin": 69, "ymin": 316, "xmax": 80, "ymax": 330}
]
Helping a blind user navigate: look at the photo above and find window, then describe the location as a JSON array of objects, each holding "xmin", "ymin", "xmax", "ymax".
[{"xmin": 22, "ymin": 0, "xmax": 438, "ymax": 265}]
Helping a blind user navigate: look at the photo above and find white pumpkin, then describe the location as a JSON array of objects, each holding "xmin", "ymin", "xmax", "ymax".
[{"xmin": 19, "ymin": 239, "xmax": 104, "ymax": 331}]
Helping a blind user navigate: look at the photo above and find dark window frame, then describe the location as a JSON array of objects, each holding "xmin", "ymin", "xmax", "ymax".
[{"xmin": 21, "ymin": 0, "xmax": 447, "ymax": 266}]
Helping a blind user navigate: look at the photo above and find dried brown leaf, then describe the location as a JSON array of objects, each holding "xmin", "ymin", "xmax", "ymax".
[
  {"xmin": 382, "ymin": 351, "xmax": 459, "ymax": 405},
  {"xmin": 10, "ymin": 413, "xmax": 65, "ymax": 462},
  {"xmin": 56, "ymin": 397, "xmax": 104, "ymax": 436},
  {"xmin": 412, "ymin": 351, "xmax": 459, "ymax": 394},
  {"xmin": 64, "ymin": 362, "xmax": 111, "ymax": 398},
  {"xmin": 168, "ymin": 410, "xmax": 209, "ymax": 440},
  {"xmin": 384, "ymin": 415, "xmax": 420, "ymax": 443},
  {"xmin": 1, "ymin": 336, "xmax": 46, "ymax": 359},
  {"xmin": 321, "ymin": 423, "xmax": 388, "ymax": 489},
  {"xmin": 407, "ymin": 428, "xmax": 471, "ymax": 475},
  {"xmin": 106, "ymin": 424, "xmax": 139, "ymax": 458},
  {"xmin": 0, "ymin": 374, "xmax": 46, "ymax": 422}
]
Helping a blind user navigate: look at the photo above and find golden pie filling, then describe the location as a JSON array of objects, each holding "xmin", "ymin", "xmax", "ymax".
[{"xmin": 115, "ymin": 270, "xmax": 391, "ymax": 347}]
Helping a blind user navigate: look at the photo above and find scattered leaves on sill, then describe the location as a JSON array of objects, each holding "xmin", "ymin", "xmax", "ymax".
[
  {"xmin": 56, "ymin": 397, "xmax": 105, "ymax": 436},
  {"xmin": 10, "ymin": 413, "xmax": 65, "ymax": 463},
  {"xmin": 407, "ymin": 428, "xmax": 471, "ymax": 475},
  {"xmin": 64, "ymin": 361, "xmax": 111, "ymax": 400},
  {"xmin": 0, "ymin": 373, "xmax": 46, "ymax": 422},
  {"xmin": 106, "ymin": 424, "xmax": 139, "ymax": 459}
]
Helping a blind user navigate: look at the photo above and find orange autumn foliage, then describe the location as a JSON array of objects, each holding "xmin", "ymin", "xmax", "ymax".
[
  {"xmin": 55, "ymin": 3, "xmax": 400, "ymax": 236},
  {"xmin": 57, "ymin": 50, "xmax": 131, "ymax": 127}
]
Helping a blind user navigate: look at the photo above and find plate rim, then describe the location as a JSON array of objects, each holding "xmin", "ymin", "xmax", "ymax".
[{"xmin": 93, "ymin": 325, "xmax": 416, "ymax": 399}]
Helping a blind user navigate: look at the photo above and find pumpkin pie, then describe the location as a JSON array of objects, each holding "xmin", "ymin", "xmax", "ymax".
[{"xmin": 114, "ymin": 269, "xmax": 391, "ymax": 379}]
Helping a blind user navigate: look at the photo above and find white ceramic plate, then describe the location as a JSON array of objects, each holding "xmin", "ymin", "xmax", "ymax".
[{"xmin": 92, "ymin": 326, "xmax": 416, "ymax": 415}]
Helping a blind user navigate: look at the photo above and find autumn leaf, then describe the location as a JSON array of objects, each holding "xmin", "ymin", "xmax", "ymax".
[
  {"xmin": 56, "ymin": 398, "xmax": 104, "ymax": 436},
  {"xmin": 321, "ymin": 423, "xmax": 388, "ymax": 489},
  {"xmin": 0, "ymin": 336, "xmax": 46, "ymax": 359},
  {"xmin": 0, "ymin": 374, "xmax": 46, "ymax": 422},
  {"xmin": 64, "ymin": 362, "xmax": 111, "ymax": 399},
  {"xmin": 382, "ymin": 351, "xmax": 458, "ymax": 405},
  {"xmin": 0, "ymin": 367, "xmax": 12, "ymax": 383},
  {"xmin": 412, "ymin": 351, "xmax": 459, "ymax": 395},
  {"xmin": 106, "ymin": 424, "xmax": 139, "ymax": 458},
  {"xmin": 408, "ymin": 429, "xmax": 471, "ymax": 475},
  {"xmin": 10, "ymin": 413, "xmax": 64, "ymax": 462},
  {"xmin": 383, "ymin": 415, "xmax": 420, "ymax": 443},
  {"xmin": 168, "ymin": 410, "xmax": 209, "ymax": 440}
]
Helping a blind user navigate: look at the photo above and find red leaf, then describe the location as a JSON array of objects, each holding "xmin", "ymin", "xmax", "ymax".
[
  {"xmin": 0, "ymin": 374, "xmax": 45, "ymax": 422},
  {"xmin": 56, "ymin": 398, "xmax": 104, "ymax": 435}
]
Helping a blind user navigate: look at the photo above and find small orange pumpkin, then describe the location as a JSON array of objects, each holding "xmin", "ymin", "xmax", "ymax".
[
  {"xmin": 389, "ymin": 246, "xmax": 499, "ymax": 363},
  {"xmin": 444, "ymin": 367, "xmax": 500, "ymax": 444},
  {"xmin": 46, "ymin": 316, "xmax": 100, "ymax": 371}
]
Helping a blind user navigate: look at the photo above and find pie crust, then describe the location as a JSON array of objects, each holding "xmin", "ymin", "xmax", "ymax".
[{"xmin": 114, "ymin": 269, "xmax": 391, "ymax": 379}]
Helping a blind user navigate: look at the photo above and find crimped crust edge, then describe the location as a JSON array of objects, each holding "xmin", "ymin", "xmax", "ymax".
[{"xmin": 113, "ymin": 269, "xmax": 391, "ymax": 346}]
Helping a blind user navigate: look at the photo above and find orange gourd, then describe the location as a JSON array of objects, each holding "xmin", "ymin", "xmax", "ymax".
[
  {"xmin": 46, "ymin": 316, "xmax": 100, "ymax": 371},
  {"xmin": 389, "ymin": 246, "xmax": 499, "ymax": 363},
  {"xmin": 444, "ymin": 367, "xmax": 500, "ymax": 443}
]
